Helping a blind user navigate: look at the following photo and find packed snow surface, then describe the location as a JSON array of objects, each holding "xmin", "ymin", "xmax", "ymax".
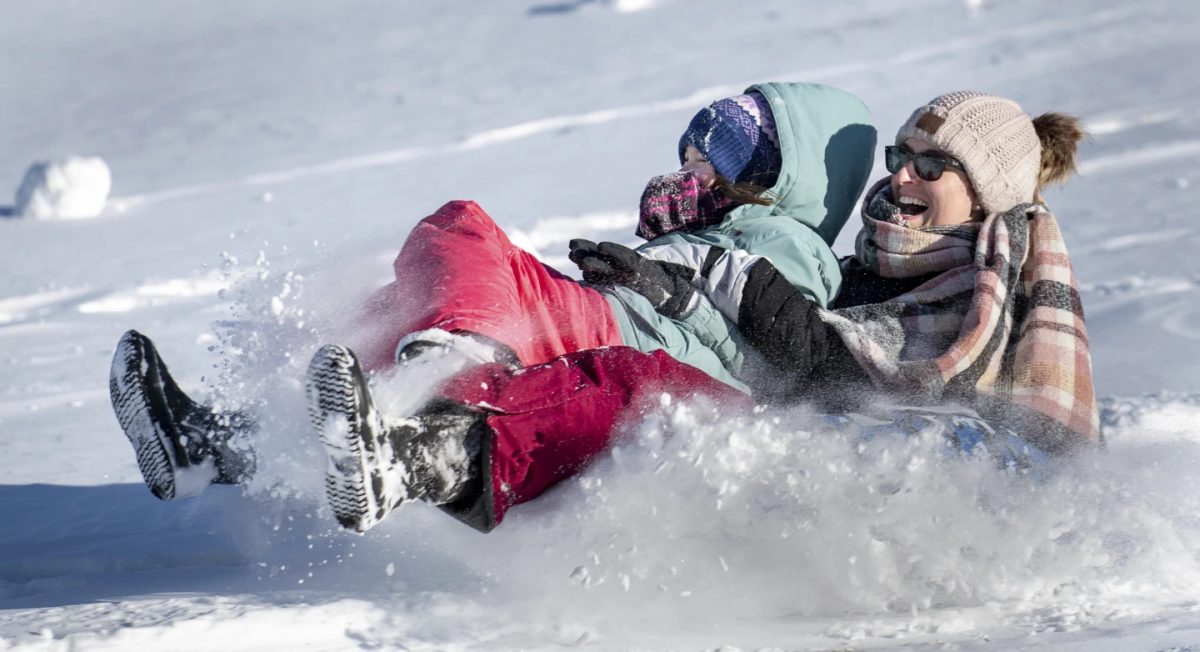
[{"xmin": 3, "ymin": 0, "xmax": 1200, "ymax": 649}]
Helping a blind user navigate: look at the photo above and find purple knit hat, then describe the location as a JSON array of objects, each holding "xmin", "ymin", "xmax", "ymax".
[{"xmin": 678, "ymin": 92, "xmax": 782, "ymax": 187}]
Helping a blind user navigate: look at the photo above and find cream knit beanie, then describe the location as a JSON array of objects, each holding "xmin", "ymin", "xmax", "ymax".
[{"xmin": 895, "ymin": 91, "xmax": 1042, "ymax": 215}]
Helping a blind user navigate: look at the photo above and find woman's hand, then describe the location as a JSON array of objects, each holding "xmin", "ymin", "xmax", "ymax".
[{"xmin": 568, "ymin": 239, "xmax": 696, "ymax": 319}]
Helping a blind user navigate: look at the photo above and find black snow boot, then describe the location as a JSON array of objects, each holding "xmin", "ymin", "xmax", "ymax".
[
  {"xmin": 306, "ymin": 344, "xmax": 484, "ymax": 534},
  {"xmin": 109, "ymin": 330, "xmax": 255, "ymax": 500}
]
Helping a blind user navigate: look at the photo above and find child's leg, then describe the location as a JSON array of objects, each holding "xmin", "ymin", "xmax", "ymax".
[
  {"xmin": 309, "ymin": 344, "xmax": 749, "ymax": 533},
  {"xmin": 354, "ymin": 201, "xmax": 623, "ymax": 372},
  {"xmin": 434, "ymin": 347, "xmax": 752, "ymax": 530},
  {"xmin": 109, "ymin": 330, "xmax": 255, "ymax": 500}
]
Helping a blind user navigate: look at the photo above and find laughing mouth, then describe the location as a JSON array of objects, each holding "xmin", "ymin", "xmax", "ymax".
[{"xmin": 897, "ymin": 196, "xmax": 929, "ymax": 216}]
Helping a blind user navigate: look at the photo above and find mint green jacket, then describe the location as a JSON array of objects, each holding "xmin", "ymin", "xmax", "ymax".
[{"xmin": 603, "ymin": 82, "xmax": 877, "ymax": 391}]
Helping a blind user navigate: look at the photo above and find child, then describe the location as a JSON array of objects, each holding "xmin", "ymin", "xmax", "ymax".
[{"xmin": 110, "ymin": 82, "xmax": 877, "ymax": 532}]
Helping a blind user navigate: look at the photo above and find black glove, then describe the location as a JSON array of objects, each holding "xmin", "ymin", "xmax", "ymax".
[
  {"xmin": 568, "ymin": 239, "xmax": 696, "ymax": 319},
  {"xmin": 737, "ymin": 259, "xmax": 831, "ymax": 379}
]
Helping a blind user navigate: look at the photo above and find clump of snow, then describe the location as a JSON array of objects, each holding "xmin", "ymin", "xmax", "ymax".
[
  {"xmin": 13, "ymin": 156, "xmax": 112, "ymax": 219},
  {"xmin": 173, "ymin": 458, "xmax": 220, "ymax": 498}
]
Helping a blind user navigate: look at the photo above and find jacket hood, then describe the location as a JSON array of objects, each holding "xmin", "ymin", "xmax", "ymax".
[{"xmin": 728, "ymin": 82, "xmax": 877, "ymax": 246}]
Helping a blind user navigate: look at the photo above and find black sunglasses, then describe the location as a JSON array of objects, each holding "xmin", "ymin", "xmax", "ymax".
[{"xmin": 884, "ymin": 145, "xmax": 965, "ymax": 182}]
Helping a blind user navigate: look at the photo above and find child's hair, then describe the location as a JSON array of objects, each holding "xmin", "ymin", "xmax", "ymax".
[
  {"xmin": 717, "ymin": 177, "xmax": 776, "ymax": 206},
  {"xmin": 1032, "ymin": 112, "xmax": 1086, "ymax": 203}
]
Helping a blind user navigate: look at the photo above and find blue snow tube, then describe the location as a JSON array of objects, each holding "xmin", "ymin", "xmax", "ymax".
[{"xmin": 818, "ymin": 408, "xmax": 1055, "ymax": 475}]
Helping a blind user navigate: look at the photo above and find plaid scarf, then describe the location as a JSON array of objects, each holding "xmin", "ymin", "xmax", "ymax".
[
  {"xmin": 636, "ymin": 170, "xmax": 737, "ymax": 241},
  {"xmin": 820, "ymin": 181, "xmax": 1101, "ymax": 452}
]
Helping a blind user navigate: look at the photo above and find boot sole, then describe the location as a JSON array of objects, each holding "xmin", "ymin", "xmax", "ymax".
[
  {"xmin": 306, "ymin": 345, "xmax": 381, "ymax": 533},
  {"xmin": 109, "ymin": 330, "xmax": 181, "ymax": 500}
]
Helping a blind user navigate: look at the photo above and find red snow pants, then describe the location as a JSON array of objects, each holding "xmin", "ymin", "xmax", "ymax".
[
  {"xmin": 435, "ymin": 347, "xmax": 752, "ymax": 529},
  {"xmin": 356, "ymin": 200, "xmax": 623, "ymax": 371}
]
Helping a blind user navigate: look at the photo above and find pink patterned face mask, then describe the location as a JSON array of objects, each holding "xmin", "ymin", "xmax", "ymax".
[{"xmin": 636, "ymin": 170, "xmax": 738, "ymax": 241}]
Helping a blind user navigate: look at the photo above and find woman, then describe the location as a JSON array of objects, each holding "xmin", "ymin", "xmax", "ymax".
[
  {"xmin": 590, "ymin": 90, "xmax": 1101, "ymax": 453},
  {"xmin": 705, "ymin": 89, "xmax": 1099, "ymax": 453},
  {"xmin": 109, "ymin": 83, "xmax": 877, "ymax": 531}
]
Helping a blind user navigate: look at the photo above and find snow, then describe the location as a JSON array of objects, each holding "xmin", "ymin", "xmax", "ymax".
[
  {"xmin": 13, "ymin": 157, "xmax": 111, "ymax": 219},
  {"xmin": 3, "ymin": 0, "xmax": 1200, "ymax": 649}
]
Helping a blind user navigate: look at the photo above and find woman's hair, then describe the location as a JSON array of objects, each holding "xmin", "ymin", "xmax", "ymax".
[
  {"xmin": 1032, "ymin": 112, "xmax": 1087, "ymax": 202},
  {"xmin": 716, "ymin": 177, "xmax": 776, "ymax": 206}
]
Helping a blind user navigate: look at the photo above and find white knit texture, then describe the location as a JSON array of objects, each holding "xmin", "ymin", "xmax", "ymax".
[{"xmin": 895, "ymin": 91, "xmax": 1042, "ymax": 215}]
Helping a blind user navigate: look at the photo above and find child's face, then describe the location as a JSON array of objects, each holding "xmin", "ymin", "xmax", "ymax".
[{"xmin": 681, "ymin": 145, "xmax": 718, "ymax": 189}]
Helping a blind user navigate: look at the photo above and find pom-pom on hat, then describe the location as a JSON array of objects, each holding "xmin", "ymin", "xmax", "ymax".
[
  {"xmin": 678, "ymin": 92, "xmax": 782, "ymax": 187},
  {"xmin": 895, "ymin": 91, "xmax": 1042, "ymax": 215}
]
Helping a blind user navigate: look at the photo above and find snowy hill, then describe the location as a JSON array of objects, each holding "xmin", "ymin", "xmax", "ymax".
[{"xmin": 3, "ymin": 0, "xmax": 1200, "ymax": 649}]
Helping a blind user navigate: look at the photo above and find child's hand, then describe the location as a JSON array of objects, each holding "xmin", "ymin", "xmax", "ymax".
[{"xmin": 568, "ymin": 239, "xmax": 696, "ymax": 319}]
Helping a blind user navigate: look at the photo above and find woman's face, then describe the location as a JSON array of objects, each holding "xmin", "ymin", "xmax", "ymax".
[
  {"xmin": 681, "ymin": 145, "xmax": 718, "ymax": 189},
  {"xmin": 889, "ymin": 138, "xmax": 980, "ymax": 228}
]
